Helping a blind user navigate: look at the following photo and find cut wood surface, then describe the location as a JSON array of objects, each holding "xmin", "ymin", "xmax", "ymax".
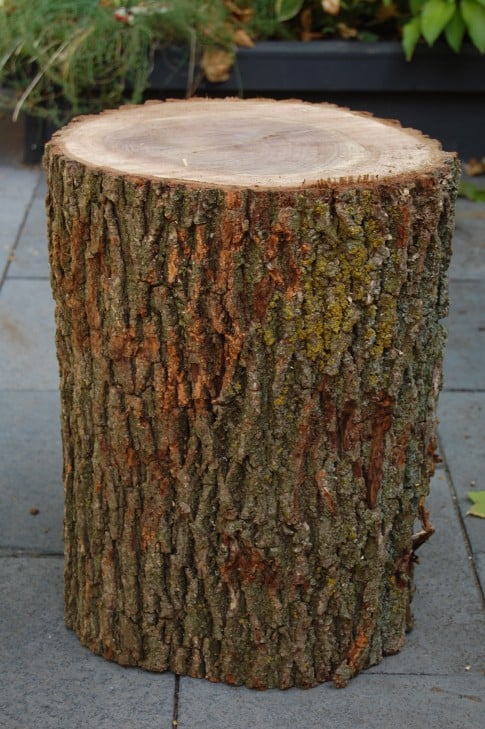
[
  {"xmin": 45, "ymin": 99, "xmax": 460, "ymax": 689},
  {"xmin": 53, "ymin": 98, "xmax": 447, "ymax": 188}
]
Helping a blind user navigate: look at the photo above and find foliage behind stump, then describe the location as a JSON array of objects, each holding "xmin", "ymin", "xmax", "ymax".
[{"xmin": 45, "ymin": 99, "xmax": 459, "ymax": 689}]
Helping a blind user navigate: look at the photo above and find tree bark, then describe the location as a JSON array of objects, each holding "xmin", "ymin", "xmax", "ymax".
[{"xmin": 45, "ymin": 99, "xmax": 459, "ymax": 689}]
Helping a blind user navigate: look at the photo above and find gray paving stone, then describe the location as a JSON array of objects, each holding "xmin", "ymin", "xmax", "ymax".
[
  {"xmin": 0, "ymin": 165, "xmax": 40, "ymax": 201},
  {"xmin": 0, "ymin": 557, "xmax": 175, "ymax": 729},
  {"xmin": 177, "ymin": 673, "xmax": 484, "ymax": 729},
  {"xmin": 0, "ymin": 166, "xmax": 41, "ymax": 277},
  {"xmin": 1, "ymin": 219, "xmax": 25, "ymax": 277},
  {"xmin": 0, "ymin": 391, "xmax": 62, "ymax": 553},
  {"xmin": 0, "ymin": 279, "xmax": 58, "ymax": 390},
  {"xmin": 438, "ymin": 392, "xmax": 485, "ymax": 561},
  {"xmin": 36, "ymin": 173, "xmax": 48, "ymax": 199},
  {"xmin": 370, "ymin": 471, "xmax": 484, "ymax": 675},
  {"xmin": 442, "ymin": 280, "xmax": 485, "ymax": 391},
  {"xmin": 7, "ymin": 196, "xmax": 49, "ymax": 279},
  {"xmin": 450, "ymin": 200, "xmax": 485, "ymax": 281}
]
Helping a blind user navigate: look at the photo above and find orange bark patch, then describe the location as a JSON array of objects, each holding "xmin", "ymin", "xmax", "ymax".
[
  {"xmin": 139, "ymin": 320, "xmax": 160, "ymax": 362},
  {"xmin": 69, "ymin": 219, "xmax": 87, "ymax": 271},
  {"xmin": 221, "ymin": 538, "xmax": 280, "ymax": 589},
  {"xmin": 346, "ymin": 629, "xmax": 369, "ymax": 670},
  {"xmin": 141, "ymin": 523, "xmax": 158, "ymax": 551},
  {"xmin": 395, "ymin": 202, "xmax": 412, "ymax": 249},
  {"xmin": 194, "ymin": 224, "xmax": 208, "ymax": 264},
  {"xmin": 393, "ymin": 424, "xmax": 412, "ymax": 468},
  {"xmin": 103, "ymin": 643, "xmax": 116, "ymax": 661},
  {"xmin": 163, "ymin": 338, "xmax": 189, "ymax": 408},
  {"xmin": 395, "ymin": 550, "xmax": 414, "ymax": 588},
  {"xmin": 365, "ymin": 396, "xmax": 394, "ymax": 508},
  {"xmin": 85, "ymin": 283, "xmax": 102, "ymax": 330},
  {"xmin": 254, "ymin": 275, "xmax": 275, "ymax": 321},
  {"xmin": 84, "ymin": 579, "xmax": 92, "ymax": 603},
  {"xmin": 167, "ymin": 244, "xmax": 179, "ymax": 284},
  {"xmin": 126, "ymin": 447, "xmax": 138, "ymax": 468},
  {"xmin": 352, "ymin": 460, "xmax": 363, "ymax": 478},
  {"xmin": 90, "ymin": 329, "xmax": 103, "ymax": 357},
  {"xmin": 284, "ymin": 256, "xmax": 301, "ymax": 301},
  {"xmin": 214, "ymin": 330, "xmax": 244, "ymax": 402},
  {"xmin": 338, "ymin": 399, "xmax": 361, "ymax": 453},
  {"xmin": 291, "ymin": 394, "xmax": 321, "ymax": 493},
  {"xmin": 108, "ymin": 327, "xmax": 137, "ymax": 360}
]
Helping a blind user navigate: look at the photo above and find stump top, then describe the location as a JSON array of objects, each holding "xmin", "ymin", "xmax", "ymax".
[{"xmin": 51, "ymin": 98, "xmax": 452, "ymax": 189}]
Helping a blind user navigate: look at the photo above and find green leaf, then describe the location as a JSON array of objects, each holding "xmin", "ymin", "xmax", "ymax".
[
  {"xmin": 274, "ymin": 0, "xmax": 304, "ymax": 23},
  {"xmin": 473, "ymin": 0, "xmax": 485, "ymax": 7},
  {"xmin": 410, "ymin": 0, "xmax": 427, "ymax": 13},
  {"xmin": 459, "ymin": 181, "xmax": 485, "ymax": 201},
  {"xmin": 445, "ymin": 7, "xmax": 466, "ymax": 51},
  {"xmin": 461, "ymin": 0, "xmax": 485, "ymax": 52},
  {"xmin": 467, "ymin": 490, "xmax": 485, "ymax": 518},
  {"xmin": 421, "ymin": 0, "xmax": 456, "ymax": 45},
  {"xmin": 402, "ymin": 16, "xmax": 422, "ymax": 60}
]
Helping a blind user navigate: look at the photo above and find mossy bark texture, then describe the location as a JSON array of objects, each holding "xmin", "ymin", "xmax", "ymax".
[{"xmin": 45, "ymin": 146, "xmax": 459, "ymax": 689}]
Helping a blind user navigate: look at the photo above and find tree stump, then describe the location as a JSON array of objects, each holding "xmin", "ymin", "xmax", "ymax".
[{"xmin": 45, "ymin": 99, "xmax": 459, "ymax": 689}]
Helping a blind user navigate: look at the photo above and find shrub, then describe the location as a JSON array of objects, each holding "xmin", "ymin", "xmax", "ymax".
[{"xmin": 0, "ymin": 0, "xmax": 483, "ymax": 125}]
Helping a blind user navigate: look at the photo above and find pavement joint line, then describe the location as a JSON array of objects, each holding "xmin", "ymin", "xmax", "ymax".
[
  {"xmin": 437, "ymin": 433, "xmax": 485, "ymax": 605},
  {"xmin": 0, "ymin": 387, "xmax": 59, "ymax": 392},
  {"xmin": 0, "ymin": 168, "xmax": 43, "ymax": 290},
  {"xmin": 0, "ymin": 548, "xmax": 63, "ymax": 558},
  {"xmin": 361, "ymin": 672, "xmax": 478, "ymax": 677},
  {"xmin": 171, "ymin": 675, "xmax": 180, "ymax": 729},
  {"xmin": 6, "ymin": 275, "xmax": 50, "ymax": 281},
  {"xmin": 442, "ymin": 388, "xmax": 485, "ymax": 393}
]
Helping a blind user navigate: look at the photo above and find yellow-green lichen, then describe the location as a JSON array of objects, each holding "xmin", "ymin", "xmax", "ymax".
[
  {"xmin": 254, "ymin": 202, "xmax": 407, "ymax": 373},
  {"xmin": 372, "ymin": 293, "xmax": 399, "ymax": 355},
  {"xmin": 263, "ymin": 329, "xmax": 277, "ymax": 347}
]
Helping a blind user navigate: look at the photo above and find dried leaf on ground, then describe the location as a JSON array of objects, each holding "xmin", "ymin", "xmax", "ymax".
[{"xmin": 467, "ymin": 490, "xmax": 485, "ymax": 518}]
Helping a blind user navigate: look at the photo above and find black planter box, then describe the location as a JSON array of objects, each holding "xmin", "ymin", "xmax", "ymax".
[{"xmin": 24, "ymin": 40, "xmax": 485, "ymax": 163}]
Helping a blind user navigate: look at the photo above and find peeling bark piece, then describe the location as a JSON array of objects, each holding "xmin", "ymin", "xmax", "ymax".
[{"xmin": 44, "ymin": 98, "xmax": 460, "ymax": 689}]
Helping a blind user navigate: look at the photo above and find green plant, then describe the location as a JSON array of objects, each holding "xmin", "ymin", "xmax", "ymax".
[
  {"xmin": 276, "ymin": 0, "xmax": 485, "ymax": 55},
  {"xmin": 402, "ymin": 0, "xmax": 485, "ymax": 58},
  {"xmin": 0, "ymin": 0, "xmax": 233, "ymax": 125},
  {"xmin": 275, "ymin": 0, "xmax": 410, "ymax": 42},
  {"xmin": 0, "ymin": 0, "xmax": 483, "ymax": 127}
]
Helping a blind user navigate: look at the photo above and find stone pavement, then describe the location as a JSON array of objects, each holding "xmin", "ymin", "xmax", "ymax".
[{"xmin": 0, "ymin": 116, "xmax": 483, "ymax": 728}]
